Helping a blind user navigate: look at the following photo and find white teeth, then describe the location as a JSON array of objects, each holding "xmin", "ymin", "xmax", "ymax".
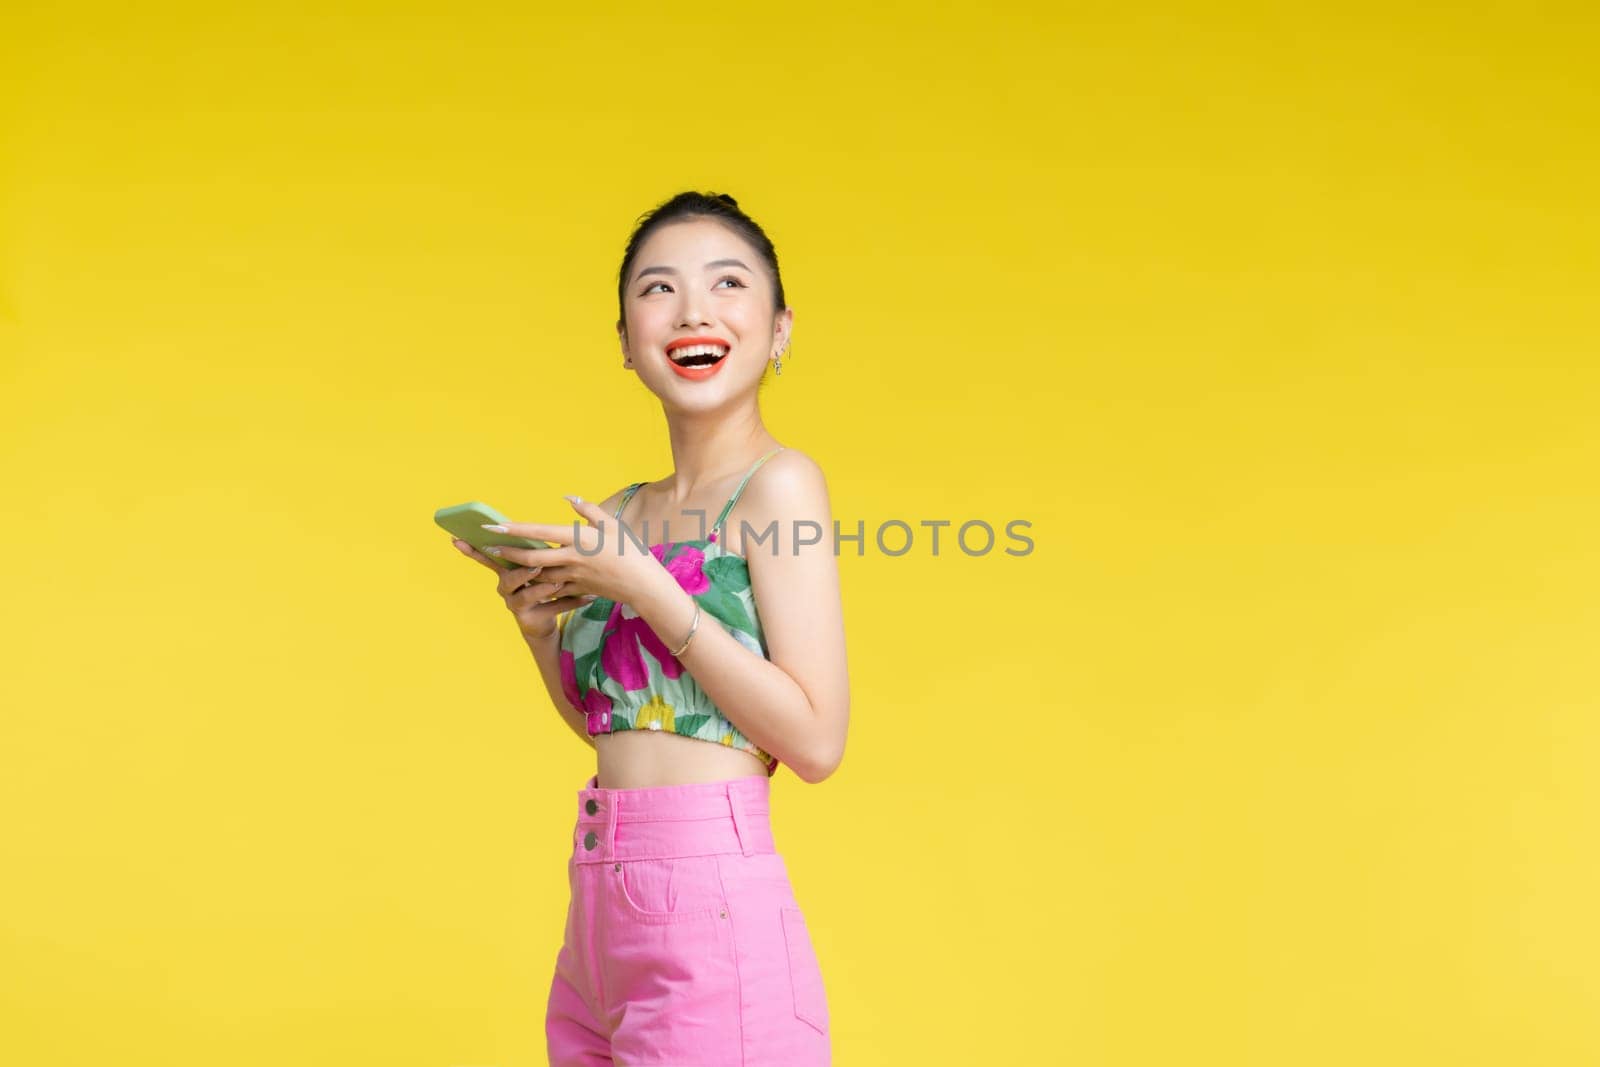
[{"xmin": 669, "ymin": 344, "xmax": 730, "ymax": 363}]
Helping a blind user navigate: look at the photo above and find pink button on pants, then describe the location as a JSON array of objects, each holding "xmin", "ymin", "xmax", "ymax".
[{"xmin": 545, "ymin": 772, "xmax": 832, "ymax": 1066}]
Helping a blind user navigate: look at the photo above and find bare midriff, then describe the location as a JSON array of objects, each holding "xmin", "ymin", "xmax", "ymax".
[{"xmin": 594, "ymin": 729, "xmax": 769, "ymax": 789}]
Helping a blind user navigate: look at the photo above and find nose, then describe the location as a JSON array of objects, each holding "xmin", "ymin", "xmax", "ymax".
[{"xmin": 675, "ymin": 287, "xmax": 713, "ymax": 330}]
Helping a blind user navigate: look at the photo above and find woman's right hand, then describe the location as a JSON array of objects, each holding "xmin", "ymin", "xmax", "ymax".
[{"xmin": 450, "ymin": 538, "xmax": 595, "ymax": 641}]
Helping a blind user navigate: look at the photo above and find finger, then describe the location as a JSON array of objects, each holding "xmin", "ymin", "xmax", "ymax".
[
  {"xmin": 453, "ymin": 538, "xmax": 508, "ymax": 573},
  {"xmin": 529, "ymin": 563, "xmax": 573, "ymax": 585},
  {"xmin": 564, "ymin": 495, "xmax": 610, "ymax": 528},
  {"xmin": 497, "ymin": 557, "xmax": 552, "ymax": 587},
  {"xmin": 514, "ymin": 583, "xmax": 577, "ymax": 609},
  {"xmin": 480, "ymin": 520, "xmax": 587, "ymax": 545},
  {"xmin": 500, "ymin": 567, "xmax": 549, "ymax": 597},
  {"xmin": 485, "ymin": 543, "xmax": 574, "ymax": 568},
  {"xmin": 518, "ymin": 594, "xmax": 599, "ymax": 637}
]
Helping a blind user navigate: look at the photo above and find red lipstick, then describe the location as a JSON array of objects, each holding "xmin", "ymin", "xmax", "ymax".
[{"xmin": 664, "ymin": 336, "xmax": 732, "ymax": 381}]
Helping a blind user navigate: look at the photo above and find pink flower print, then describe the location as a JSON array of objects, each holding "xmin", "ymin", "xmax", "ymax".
[
  {"xmin": 652, "ymin": 542, "xmax": 711, "ymax": 595},
  {"xmin": 600, "ymin": 601, "xmax": 687, "ymax": 692},
  {"xmin": 560, "ymin": 649, "xmax": 613, "ymax": 718}
]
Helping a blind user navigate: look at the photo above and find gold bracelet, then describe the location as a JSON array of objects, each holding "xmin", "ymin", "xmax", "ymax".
[{"xmin": 668, "ymin": 602, "xmax": 701, "ymax": 657}]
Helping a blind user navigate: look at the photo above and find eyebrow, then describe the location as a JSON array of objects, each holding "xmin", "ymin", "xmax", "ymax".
[{"xmin": 633, "ymin": 258, "xmax": 753, "ymax": 284}]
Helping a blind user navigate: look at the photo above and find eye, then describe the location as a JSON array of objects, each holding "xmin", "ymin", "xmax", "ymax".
[{"xmin": 640, "ymin": 276, "xmax": 745, "ymax": 296}]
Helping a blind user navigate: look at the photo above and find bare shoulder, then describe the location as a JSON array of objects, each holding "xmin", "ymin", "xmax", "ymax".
[
  {"xmin": 729, "ymin": 447, "xmax": 832, "ymax": 556},
  {"xmin": 593, "ymin": 481, "xmax": 642, "ymax": 523},
  {"xmin": 751, "ymin": 446, "xmax": 828, "ymax": 501}
]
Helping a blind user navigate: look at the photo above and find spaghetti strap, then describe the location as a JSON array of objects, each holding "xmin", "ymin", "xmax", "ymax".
[
  {"xmin": 710, "ymin": 446, "xmax": 786, "ymax": 536},
  {"xmin": 614, "ymin": 481, "xmax": 646, "ymax": 521}
]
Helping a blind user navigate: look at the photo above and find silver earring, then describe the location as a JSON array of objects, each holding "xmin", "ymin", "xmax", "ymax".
[{"xmin": 773, "ymin": 347, "xmax": 785, "ymax": 376}]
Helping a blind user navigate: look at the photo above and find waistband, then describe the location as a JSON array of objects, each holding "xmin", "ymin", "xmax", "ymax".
[{"xmin": 571, "ymin": 773, "xmax": 774, "ymax": 864}]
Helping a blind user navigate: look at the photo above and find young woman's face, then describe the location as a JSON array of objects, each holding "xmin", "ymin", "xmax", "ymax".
[{"xmin": 619, "ymin": 218, "xmax": 789, "ymax": 408}]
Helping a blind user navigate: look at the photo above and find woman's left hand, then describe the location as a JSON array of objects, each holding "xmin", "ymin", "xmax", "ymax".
[{"xmin": 479, "ymin": 496, "xmax": 667, "ymax": 606}]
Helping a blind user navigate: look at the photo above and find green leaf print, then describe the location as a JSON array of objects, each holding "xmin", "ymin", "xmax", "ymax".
[
  {"xmin": 696, "ymin": 587, "xmax": 755, "ymax": 635},
  {"xmin": 581, "ymin": 596, "xmax": 613, "ymax": 621},
  {"xmin": 703, "ymin": 555, "xmax": 750, "ymax": 592},
  {"xmin": 574, "ymin": 647, "xmax": 602, "ymax": 692},
  {"xmin": 673, "ymin": 713, "xmax": 713, "ymax": 737}
]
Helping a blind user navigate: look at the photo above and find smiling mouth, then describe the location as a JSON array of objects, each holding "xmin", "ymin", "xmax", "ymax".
[{"xmin": 668, "ymin": 344, "xmax": 730, "ymax": 368}]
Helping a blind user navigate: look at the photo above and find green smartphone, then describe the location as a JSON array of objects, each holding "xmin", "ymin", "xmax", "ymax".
[{"xmin": 434, "ymin": 501, "xmax": 560, "ymax": 570}]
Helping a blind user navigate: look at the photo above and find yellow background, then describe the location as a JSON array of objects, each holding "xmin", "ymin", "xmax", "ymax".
[{"xmin": 3, "ymin": 3, "xmax": 1597, "ymax": 1065}]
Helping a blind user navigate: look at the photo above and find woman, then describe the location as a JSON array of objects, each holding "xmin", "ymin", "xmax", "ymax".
[{"xmin": 449, "ymin": 191, "xmax": 848, "ymax": 1066}]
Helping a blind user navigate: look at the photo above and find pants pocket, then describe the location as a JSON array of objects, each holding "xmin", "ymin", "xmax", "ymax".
[
  {"xmin": 614, "ymin": 854, "xmax": 727, "ymax": 924},
  {"xmin": 780, "ymin": 905, "xmax": 829, "ymax": 1035}
]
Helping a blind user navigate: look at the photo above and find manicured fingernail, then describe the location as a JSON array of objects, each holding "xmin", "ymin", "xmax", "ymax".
[
  {"xmin": 563, "ymin": 494, "xmax": 582, "ymax": 504},
  {"xmin": 481, "ymin": 523, "xmax": 508, "ymax": 532},
  {"xmin": 484, "ymin": 546, "xmax": 502, "ymax": 556}
]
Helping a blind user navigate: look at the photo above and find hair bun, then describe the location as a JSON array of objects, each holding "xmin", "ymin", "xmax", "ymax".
[{"xmin": 716, "ymin": 193, "xmax": 739, "ymax": 208}]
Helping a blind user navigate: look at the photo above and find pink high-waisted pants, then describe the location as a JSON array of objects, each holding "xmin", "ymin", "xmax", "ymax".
[{"xmin": 545, "ymin": 772, "xmax": 832, "ymax": 1066}]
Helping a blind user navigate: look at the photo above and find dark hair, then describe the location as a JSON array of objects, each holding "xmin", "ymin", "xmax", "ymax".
[{"xmin": 615, "ymin": 192, "xmax": 789, "ymax": 373}]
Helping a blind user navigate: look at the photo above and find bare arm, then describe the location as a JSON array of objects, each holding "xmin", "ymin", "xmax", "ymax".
[
  {"xmin": 521, "ymin": 485, "xmax": 631, "ymax": 750},
  {"xmin": 451, "ymin": 487, "xmax": 635, "ymax": 752},
  {"xmin": 626, "ymin": 450, "xmax": 851, "ymax": 782}
]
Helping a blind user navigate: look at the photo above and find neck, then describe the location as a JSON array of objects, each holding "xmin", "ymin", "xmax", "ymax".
[{"xmin": 660, "ymin": 403, "xmax": 777, "ymax": 503}]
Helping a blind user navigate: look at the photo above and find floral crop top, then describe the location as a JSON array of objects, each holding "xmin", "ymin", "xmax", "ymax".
[{"xmin": 556, "ymin": 447, "xmax": 785, "ymax": 777}]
